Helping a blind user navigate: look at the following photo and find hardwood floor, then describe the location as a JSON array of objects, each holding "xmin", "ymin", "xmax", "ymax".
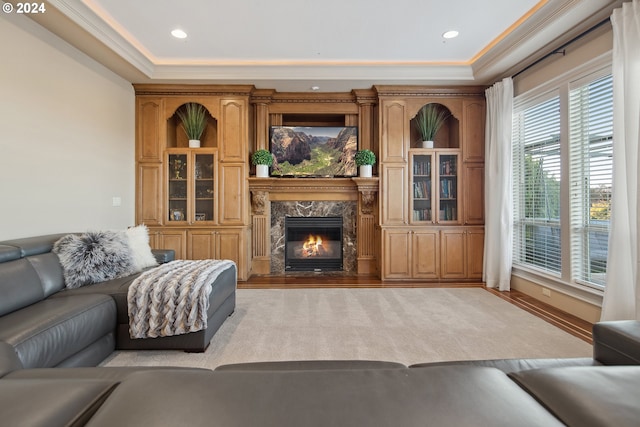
[{"xmin": 241, "ymin": 275, "xmax": 594, "ymax": 344}]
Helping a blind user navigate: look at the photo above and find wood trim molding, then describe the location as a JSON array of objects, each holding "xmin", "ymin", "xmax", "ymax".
[
  {"xmin": 248, "ymin": 177, "xmax": 360, "ymax": 201},
  {"xmin": 133, "ymin": 84, "xmax": 255, "ymax": 96}
]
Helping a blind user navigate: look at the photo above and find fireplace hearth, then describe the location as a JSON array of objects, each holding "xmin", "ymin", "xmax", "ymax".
[{"xmin": 285, "ymin": 216, "xmax": 343, "ymax": 271}]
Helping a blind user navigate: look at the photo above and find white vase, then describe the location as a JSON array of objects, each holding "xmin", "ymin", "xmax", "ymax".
[
  {"xmin": 359, "ymin": 165, "xmax": 372, "ymax": 178},
  {"xmin": 189, "ymin": 139, "xmax": 201, "ymax": 148},
  {"xmin": 256, "ymin": 164, "xmax": 269, "ymax": 178},
  {"xmin": 419, "ymin": 140, "xmax": 434, "ymax": 149}
]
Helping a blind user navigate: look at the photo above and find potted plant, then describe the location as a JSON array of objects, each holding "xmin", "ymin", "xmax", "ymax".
[
  {"xmin": 415, "ymin": 104, "xmax": 449, "ymax": 148},
  {"xmin": 355, "ymin": 149, "xmax": 376, "ymax": 178},
  {"xmin": 176, "ymin": 103, "xmax": 207, "ymax": 148},
  {"xmin": 251, "ymin": 149, "xmax": 273, "ymax": 177}
]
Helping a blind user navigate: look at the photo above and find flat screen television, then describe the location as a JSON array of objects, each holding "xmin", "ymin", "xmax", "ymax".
[{"xmin": 269, "ymin": 126, "xmax": 358, "ymax": 177}]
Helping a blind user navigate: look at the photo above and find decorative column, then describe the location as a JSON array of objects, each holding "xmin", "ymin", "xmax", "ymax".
[
  {"xmin": 250, "ymin": 188, "xmax": 271, "ymax": 275},
  {"xmin": 352, "ymin": 177, "xmax": 380, "ymax": 275}
]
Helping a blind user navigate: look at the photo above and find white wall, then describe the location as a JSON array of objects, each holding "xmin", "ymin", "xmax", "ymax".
[{"xmin": 0, "ymin": 12, "xmax": 135, "ymax": 240}]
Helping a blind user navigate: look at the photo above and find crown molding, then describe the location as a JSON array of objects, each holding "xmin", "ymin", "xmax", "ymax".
[
  {"xmin": 471, "ymin": 0, "xmax": 622, "ymax": 84},
  {"xmin": 48, "ymin": 0, "xmax": 155, "ymax": 77}
]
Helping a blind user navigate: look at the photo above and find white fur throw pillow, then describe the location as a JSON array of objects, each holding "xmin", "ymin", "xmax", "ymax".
[
  {"xmin": 125, "ymin": 225, "xmax": 158, "ymax": 272},
  {"xmin": 53, "ymin": 231, "xmax": 137, "ymax": 289}
]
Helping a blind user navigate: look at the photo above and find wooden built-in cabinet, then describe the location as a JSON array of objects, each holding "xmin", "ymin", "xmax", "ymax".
[
  {"xmin": 382, "ymin": 228, "xmax": 439, "ymax": 279},
  {"xmin": 382, "ymin": 226, "xmax": 484, "ymax": 280},
  {"xmin": 134, "ymin": 85, "xmax": 252, "ymax": 280},
  {"xmin": 135, "ymin": 85, "xmax": 485, "ymax": 282},
  {"xmin": 410, "ymin": 150, "xmax": 461, "ymax": 224},
  {"xmin": 166, "ymin": 149, "xmax": 216, "ymax": 224},
  {"xmin": 147, "ymin": 228, "xmax": 187, "ymax": 260},
  {"xmin": 188, "ymin": 228, "xmax": 249, "ymax": 264},
  {"xmin": 376, "ymin": 86, "xmax": 485, "ymax": 281},
  {"xmin": 440, "ymin": 227, "xmax": 485, "ymax": 279}
]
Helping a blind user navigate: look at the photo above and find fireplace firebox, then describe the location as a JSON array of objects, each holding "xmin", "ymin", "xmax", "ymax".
[{"xmin": 284, "ymin": 216, "xmax": 343, "ymax": 271}]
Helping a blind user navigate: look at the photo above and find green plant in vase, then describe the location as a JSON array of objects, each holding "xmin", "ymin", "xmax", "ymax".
[
  {"xmin": 251, "ymin": 149, "xmax": 273, "ymax": 177},
  {"xmin": 355, "ymin": 149, "xmax": 376, "ymax": 177},
  {"xmin": 415, "ymin": 104, "xmax": 449, "ymax": 148},
  {"xmin": 176, "ymin": 103, "xmax": 207, "ymax": 147}
]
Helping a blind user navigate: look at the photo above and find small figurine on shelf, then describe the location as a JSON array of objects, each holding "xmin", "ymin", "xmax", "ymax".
[
  {"xmin": 170, "ymin": 208, "xmax": 184, "ymax": 221},
  {"xmin": 172, "ymin": 158, "xmax": 183, "ymax": 179}
]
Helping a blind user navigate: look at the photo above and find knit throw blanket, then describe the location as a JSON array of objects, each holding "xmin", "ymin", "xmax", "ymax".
[{"xmin": 128, "ymin": 259, "xmax": 235, "ymax": 339}]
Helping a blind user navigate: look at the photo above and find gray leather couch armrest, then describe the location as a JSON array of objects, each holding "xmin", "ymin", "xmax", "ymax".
[
  {"xmin": 0, "ymin": 341, "xmax": 23, "ymax": 378},
  {"xmin": 151, "ymin": 249, "xmax": 175, "ymax": 264},
  {"xmin": 410, "ymin": 357, "xmax": 598, "ymax": 373},
  {"xmin": 510, "ymin": 366, "xmax": 640, "ymax": 427},
  {"xmin": 593, "ymin": 320, "xmax": 640, "ymax": 365}
]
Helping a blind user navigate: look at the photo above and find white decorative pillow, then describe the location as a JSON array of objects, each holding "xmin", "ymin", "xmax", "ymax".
[{"xmin": 125, "ymin": 224, "xmax": 158, "ymax": 272}]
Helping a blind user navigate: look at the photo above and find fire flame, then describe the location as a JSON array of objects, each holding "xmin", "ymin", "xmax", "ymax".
[{"xmin": 301, "ymin": 234, "xmax": 326, "ymax": 257}]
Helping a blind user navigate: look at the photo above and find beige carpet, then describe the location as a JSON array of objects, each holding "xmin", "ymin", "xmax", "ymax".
[{"xmin": 101, "ymin": 288, "xmax": 592, "ymax": 369}]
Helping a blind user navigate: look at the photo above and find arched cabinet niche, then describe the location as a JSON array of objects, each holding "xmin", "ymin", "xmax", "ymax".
[
  {"xmin": 166, "ymin": 103, "xmax": 218, "ymax": 149},
  {"xmin": 408, "ymin": 102, "xmax": 460, "ymax": 150},
  {"xmin": 134, "ymin": 85, "xmax": 253, "ymax": 281},
  {"xmin": 376, "ymin": 85, "xmax": 485, "ymax": 281}
]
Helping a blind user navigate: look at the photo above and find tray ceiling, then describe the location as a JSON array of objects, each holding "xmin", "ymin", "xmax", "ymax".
[{"xmin": 25, "ymin": 0, "xmax": 622, "ymax": 91}]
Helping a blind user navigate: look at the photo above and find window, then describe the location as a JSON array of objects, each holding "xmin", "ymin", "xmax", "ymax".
[
  {"xmin": 569, "ymin": 74, "xmax": 613, "ymax": 287},
  {"xmin": 513, "ymin": 95, "xmax": 562, "ymax": 276},
  {"xmin": 512, "ymin": 68, "xmax": 612, "ymax": 290}
]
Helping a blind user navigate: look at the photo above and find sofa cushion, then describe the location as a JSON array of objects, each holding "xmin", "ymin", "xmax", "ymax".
[
  {"xmin": 51, "ymin": 274, "xmax": 142, "ymax": 323},
  {"xmin": 0, "ymin": 258, "xmax": 45, "ymax": 316},
  {"xmin": 510, "ymin": 366, "xmax": 640, "ymax": 427},
  {"xmin": 53, "ymin": 231, "xmax": 136, "ymax": 289},
  {"xmin": 0, "ymin": 245, "xmax": 21, "ymax": 263},
  {"xmin": 4, "ymin": 366, "xmax": 212, "ymax": 381},
  {"xmin": 85, "ymin": 366, "xmax": 564, "ymax": 427},
  {"xmin": 0, "ymin": 233, "xmax": 69, "ymax": 257},
  {"xmin": 25, "ymin": 252, "xmax": 65, "ymax": 297},
  {"xmin": 0, "ymin": 378, "xmax": 117, "ymax": 427},
  {"xmin": 0, "ymin": 294, "xmax": 116, "ymax": 368},
  {"xmin": 216, "ymin": 360, "xmax": 407, "ymax": 371}
]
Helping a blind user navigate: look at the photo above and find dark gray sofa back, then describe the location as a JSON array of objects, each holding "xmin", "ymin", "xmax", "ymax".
[{"xmin": 0, "ymin": 234, "xmax": 68, "ymax": 316}]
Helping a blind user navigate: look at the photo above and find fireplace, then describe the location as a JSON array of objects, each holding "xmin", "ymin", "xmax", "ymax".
[{"xmin": 285, "ymin": 216, "xmax": 343, "ymax": 271}]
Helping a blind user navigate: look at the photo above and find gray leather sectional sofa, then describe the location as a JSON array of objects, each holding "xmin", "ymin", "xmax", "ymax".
[
  {"xmin": 0, "ymin": 233, "xmax": 236, "ymax": 369},
  {"xmin": 1, "ymin": 233, "xmax": 639, "ymax": 426},
  {"xmin": 0, "ymin": 321, "xmax": 638, "ymax": 426}
]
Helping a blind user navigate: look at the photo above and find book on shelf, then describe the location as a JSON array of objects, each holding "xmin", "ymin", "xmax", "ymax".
[
  {"xmin": 413, "ymin": 180, "xmax": 431, "ymax": 199},
  {"xmin": 413, "ymin": 160, "xmax": 431, "ymax": 176}
]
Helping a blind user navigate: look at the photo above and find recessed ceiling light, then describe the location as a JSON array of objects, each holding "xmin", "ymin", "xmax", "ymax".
[
  {"xmin": 311, "ymin": 86, "xmax": 320, "ymax": 91},
  {"xmin": 442, "ymin": 30, "xmax": 459, "ymax": 39},
  {"xmin": 171, "ymin": 29, "xmax": 188, "ymax": 39}
]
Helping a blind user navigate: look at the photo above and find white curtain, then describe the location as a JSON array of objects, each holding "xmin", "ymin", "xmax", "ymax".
[
  {"xmin": 483, "ymin": 77, "xmax": 514, "ymax": 291},
  {"xmin": 601, "ymin": 0, "xmax": 640, "ymax": 321}
]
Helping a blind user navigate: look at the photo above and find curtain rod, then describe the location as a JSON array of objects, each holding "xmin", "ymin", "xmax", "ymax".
[{"xmin": 512, "ymin": 17, "xmax": 611, "ymax": 79}]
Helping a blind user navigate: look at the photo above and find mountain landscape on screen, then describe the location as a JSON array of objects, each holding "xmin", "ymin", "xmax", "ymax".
[{"xmin": 270, "ymin": 126, "xmax": 357, "ymax": 177}]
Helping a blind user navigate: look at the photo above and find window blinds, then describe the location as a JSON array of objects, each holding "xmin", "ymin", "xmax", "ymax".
[
  {"xmin": 512, "ymin": 95, "xmax": 562, "ymax": 275},
  {"xmin": 569, "ymin": 74, "xmax": 613, "ymax": 287}
]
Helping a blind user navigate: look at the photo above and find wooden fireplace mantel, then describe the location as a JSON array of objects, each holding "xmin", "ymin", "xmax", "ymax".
[{"xmin": 247, "ymin": 177, "xmax": 366, "ymax": 201}]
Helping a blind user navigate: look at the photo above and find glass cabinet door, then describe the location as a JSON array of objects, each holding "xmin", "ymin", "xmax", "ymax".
[
  {"xmin": 411, "ymin": 153, "xmax": 433, "ymax": 222},
  {"xmin": 437, "ymin": 153, "xmax": 459, "ymax": 222},
  {"xmin": 168, "ymin": 153, "xmax": 188, "ymax": 222},
  {"xmin": 194, "ymin": 153, "xmax": 214, "ymax": 222}
]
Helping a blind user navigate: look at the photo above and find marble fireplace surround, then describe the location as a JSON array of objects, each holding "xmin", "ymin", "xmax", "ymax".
[
  {"xmin": 248, "ymin": 177, "xmax": 379, "ymax": 276},
  {"xmin": 271, "ymin": 201, "xmax": 356, "ymax": 274}
]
